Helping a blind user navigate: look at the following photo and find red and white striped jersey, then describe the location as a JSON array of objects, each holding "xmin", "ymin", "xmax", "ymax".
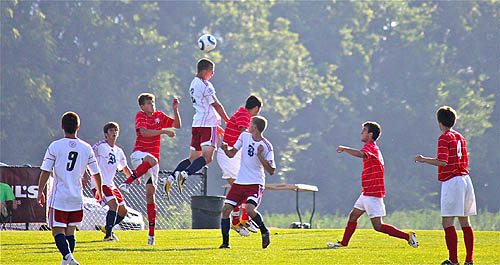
[
  {"xmin": 189, "ymin": 77, "xmax": 221, "ymax": 127},
  {"xmin": 133, "ymin": 111, "xmax": 174, "ymax": 160},
  {"xmin": 223, "ymin": 107, "xmax": 251, "ymax": 147},
  {"xmin": 360, "ymin": 141, "xmax": 385, "ymax": 198},
  {"xmin": 437, "ymin": 129, "xmax": 469, "ymax": 181}
]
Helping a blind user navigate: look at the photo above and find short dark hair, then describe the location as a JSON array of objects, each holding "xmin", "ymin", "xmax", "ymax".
[
  {"xmin": 138, "ymin": 93, "xmax": 155, "ymax": 106},
  {"xmin": 437, "ymin": 106, "xmax": 457, "ymax": 128},
  {"xmin": 197, "ymin": 58, "xmax": 214, "ymax": 72},
  {"xmin": 245, "ymin": 95, "xmax": 262, "ymax": 110},
  {"xmin": 103, "ymin": 122, "xmax": 119, "ymax": 134},
  {"xmin": 61, "ymin": 112, "xmax": 80, "ymax": 134},
  {"xmin": 252, "ymin": 116, "xmax": 268, "ymax": 133},
  {"xmin": 362, "ymin": 121, "xmax": 381, "ymax": 141}
]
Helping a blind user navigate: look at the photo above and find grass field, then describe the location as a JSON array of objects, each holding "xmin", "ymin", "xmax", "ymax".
[{"xmin": 1, "ymin": 229, "xmax": 499, "ymax": 264}]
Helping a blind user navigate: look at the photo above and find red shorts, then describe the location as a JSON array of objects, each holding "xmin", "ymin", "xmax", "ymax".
[
  {"xmin": 225, "ymin": 184, "xmax": 264, "ymax": 208},
  {"xmin": 190, "ymin": 127, "xmax": 218, "ymax": 151},
  {"xmin": 92, "ymin": 185, "xmax": 125, "ymax": 206},
  {"xmin": 48, "ymin": 207, "xmax": 83, "ymax": 228}
]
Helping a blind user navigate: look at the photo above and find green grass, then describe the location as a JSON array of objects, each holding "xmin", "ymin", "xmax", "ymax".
[{"xmin": 1, "ymin": 229, "xmax": 499, "ymax": 264}]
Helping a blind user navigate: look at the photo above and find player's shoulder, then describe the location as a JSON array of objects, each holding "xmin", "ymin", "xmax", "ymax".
[
  {"xmin": 76, "ymin": 138, "xmax": 93, "ymax": 150},
  {"xmin": 260, "ymin": 137, "xmax": 274, "ymax": 151},
  {"xmin": 136, "ymin": 111, "xmax": 147, "ymax": 118},
  {"xmin": 93, "ymin": 140, "xmax": 107, "ymax": 149}
]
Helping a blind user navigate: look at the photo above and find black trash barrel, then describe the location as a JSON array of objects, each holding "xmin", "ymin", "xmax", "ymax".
[{"xmin": 191, "ymin": 195, "xmax": 225, "ymax": 229}]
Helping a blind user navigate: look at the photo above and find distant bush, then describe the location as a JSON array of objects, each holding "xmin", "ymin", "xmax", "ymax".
[{"xmin": 264, "ymin": 209, "xmax": 500, "ymax": 231}]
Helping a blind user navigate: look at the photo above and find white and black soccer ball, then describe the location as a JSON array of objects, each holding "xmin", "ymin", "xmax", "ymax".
[{"xmin": 198, "ymin": 34, "xmax": 217, "ymax": 52}]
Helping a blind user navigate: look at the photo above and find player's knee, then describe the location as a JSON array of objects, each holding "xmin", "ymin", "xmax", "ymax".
[
  {"xmin": 145, "ymin": 156, "xmax": 158, "ymax": 166},
  {"xmin": 222, "ymin": 204, "xmax": 234, "ymax": 218}
]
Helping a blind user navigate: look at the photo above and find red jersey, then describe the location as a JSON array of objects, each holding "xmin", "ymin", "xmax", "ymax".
[
  {"xmin": 222, "ymin": 107, "xmax": 251, "ymax": 147},
  {"xmin": 360, "ymin": 141, "xmax": 385, "ymax": 198},
  {"xmin": 133, "ymin": 111, "xmax": 174, "ymax": 160},
  {"xmin": 436, "ymin": 129, "xmax": 469, "ymax": 181}
]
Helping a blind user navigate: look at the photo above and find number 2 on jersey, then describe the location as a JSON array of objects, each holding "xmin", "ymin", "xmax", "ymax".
[
  {"xmin": 66, "ymin": 151, "xmax": 78, "ymax": 171},
  {"xmin": 190, "ymin": 88, "xmax": 196, "ymax": 103}
]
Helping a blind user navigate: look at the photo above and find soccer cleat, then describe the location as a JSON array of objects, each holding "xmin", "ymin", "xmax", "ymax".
[
  {"xmin": 147, "ymin": 235, "xmax": 155, "ymax": 246},
  {"xmin": 177, "ymin": 171, "xmax": 188, "ymax": 194},
  {"xmin": 160, "ymin": 176, "xmax": 173, "ymax": 200},
  {"xmin": 326, "ymin": 241, "xmax": 345, "ymax": 249},
  {"xmin": 218, "ymin": 243, "xmax": 231, "ymax": 249},
  {"xmin": 118, "ymin": 183, "xmax": 130, "ymax": 194},
  {"xmin": 103, "ymin": 235, "xmax": 116, "ymax": 242},
  {"xmin": 111, "ymin": 232, "xmax": 119, "ymax": 241},
  {"xmin": 63, "ymin": 253, "xmax": 80, "ymax": 265},
  {"xmin": 95, "ymin": 224, "xmax": 106, "ymax": 234},
  {"xmin": 242, "ymin": 220, "xmax": 259, "ymax": 233},
  {"xmin": 261, "ymin": 231, "xmax": 270, "ymax": 249},
  {"xmin": 231, "ymin": 223, "xmax": 250, "ymax": 237},
  {"xmin": 408, "ymin": 231, "xmax": 419, "ymax": 248},
  {"xmin": 464, "ymin": 261, "xmax": 474, "ymax": 265},
  {"xmin": 441, "ymin": 260, "xmax": 459, "ymax": 265}
]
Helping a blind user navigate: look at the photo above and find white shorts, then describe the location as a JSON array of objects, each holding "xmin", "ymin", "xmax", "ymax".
[
  {"xmin": 441, "ymin": 175, "xmax": 477, "ymax": 217},
  {"xmin": 217, "ymin": 148, "xmax": 241, "ymax": 179},
  {"xmin": 353, "ymin": 194, "xmax": 386, "ymax": 218},
  {"xmin": 130, "ymin": 151, "xmax": 159, "ymax": 187}
]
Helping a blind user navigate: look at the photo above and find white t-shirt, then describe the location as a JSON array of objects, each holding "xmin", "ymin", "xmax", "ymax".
[
  {"xmin": 41, "ymin": 138, "xmax": 100, "ymax": 211},
  {"xmin": 233, "ymin": 132, "xmax": 275, "ymax": 185},
  {"xmin": 91, "ymin": 140, "xmax": 127, "ymax": 189},
  {"xmin": 189, "ymin": 77, "xmax": 221, "ymax": 127}
]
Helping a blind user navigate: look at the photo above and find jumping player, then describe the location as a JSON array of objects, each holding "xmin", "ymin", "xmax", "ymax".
[
  {"xmin": 217, "ymin": 95, "xmax": 262, "ymax": 236},
  {"xmin": 119, "ymin": 93, "xmax": 181, "ymax": 246},
  {"xmin": 219, "ymin": 116, "xmax": 276, "ymax": 249},
  {"xmin": 92, "ymin": 122, "xmax": 136, "ymax": 241},
  {"xmin": 37, "ymin": 112, "xmax": 103, "ymax": 265},
  {"xmin": 414, "ymin": 106, "xmax": 476, "ymax": 265},
  {"xmin": 327, "ymin": 121, "xmax": 419, "ymax": 249},
  {"xmin": 163, "ymin": 58, "xmax": 229, "ymax": 194}
]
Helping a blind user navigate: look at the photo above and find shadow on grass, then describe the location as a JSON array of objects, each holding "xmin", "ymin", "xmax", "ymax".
[
  {"xmin": 100, "ymin": 247, "xmax": 216, "ymax": 252},
  {"xmin": 1, "ymin": 239, "xmax": 106, "ymax": 247}
]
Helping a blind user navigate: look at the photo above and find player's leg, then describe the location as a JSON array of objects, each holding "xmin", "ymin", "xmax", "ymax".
[
  {"xmin": 460, "ymin": 175, "xmax": 477, "ymax": 265},
  {"xmin": 113, "ymin": 187, "xmax": 128, "ymax": 228},
  {"xmin": 220, "ymin": 203, "xmax": 236, "ymax": 248},
  {"xmin": 442, "ymin": 216, "xmax": 458, "ymax": 264},
  {"xmin": 182, "ymin": 127, "xmax": 217, "ymax": 178},
  {"xmin": 145, "ymin": 166, "xmax": 159, "ymax": 245},
  {"xmin": 328, "ymin": 194, "xmax": 365, "ymax": 248},
  {"xmin": 242, "ymin": 185, "xmax": 269, "ymax": 248},
  {"xmin": 123, "ymin": 152, "xmax": 157, "ymax": 185},
  {"xmin": 49, "ymin": 208, "xmax": 80, "ymax": 264},
  {"xmin": 104, "ymin": 198, "xmax": 118, "ymax": 240},
  {"xmin": 459, "ymin": 216, "xmax": 474, "ymax": 264}
]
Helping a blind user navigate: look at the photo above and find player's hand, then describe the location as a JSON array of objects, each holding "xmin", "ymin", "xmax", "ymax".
[
  {"xmin": 164, "ymin": 130, "xmax": 176, "ymax": 137},
  {"xmin": 220, "ymin": 142, "xmax": 228, "ymax": 151},
  {"xmin": 257, "ymin": 145, "xmax": 264, "ymax": 157},
  {"xmin": 172, "ymin": 97, "xmax": 179, "ymax": 110},
  {"xmin": 135, "ymin": 178, "xmax": 142, "ymax": 185},
  {"xmin": 95, "ymin": 190, "xmax": 103, "ymax": 203},
  {"xmin": 414, "ymin": 155, "xmax": 424, "ymax": 163},
  {"xmin": 37, "ymin": 192, "xmax": 45, "ymax": 207},
  {"xmin": 337, "ymin": 146, "xmax": 346, "ymax": 153}
]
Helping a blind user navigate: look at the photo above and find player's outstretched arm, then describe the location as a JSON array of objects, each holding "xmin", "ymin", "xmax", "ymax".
[
  {"xmin": 337, "ymin": 145, "xmax": 366, "ymax": 158},
  {"xmin": 91, "ymin": 172, "xmax": 103, "ymax": 202},
  {"xmin": 211, "ymin": 100, "xmax": 230, "ymax": 123},
  {"xmin": 221, "ymin": 142, "xmax": 238, "ymax": 158},
  {"xmin": 138, "ymin": 128, "xmax": 176, "ymax": 138},
  {"xmin": 257, "ymin": 145, "xmax": 275, "ymax": 175},
  {"xmin": 414, "ymin": 155, "xmax": 447, "ymax": 167},
  {"xmin": 37, "ymin": 170, "xmax": 51, "ymax": 206},
  {"xmin": 172, "ymin": 97, "xmax": 181, "ymax": 129}
]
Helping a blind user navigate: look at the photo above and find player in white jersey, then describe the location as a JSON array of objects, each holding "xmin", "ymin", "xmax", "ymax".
[
  {"xmin": 219, "ymin": 116, "xmax": 276, "ymax": 249},
  {"xmin": 164, "ymin": 58, "xmax": 230, "ymax": 195},
  {"xmin": 37, "ymin": 112, "xmax": 103, "ymax": 265},
  {"xmin": 91, "ymin": 122, "xmax": 136, "ymax": 242}
]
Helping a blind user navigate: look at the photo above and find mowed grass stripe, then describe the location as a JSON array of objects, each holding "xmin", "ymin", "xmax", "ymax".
[{"xmin": 1, "ymin": 229, "xmax": 499, "ymax": 264}]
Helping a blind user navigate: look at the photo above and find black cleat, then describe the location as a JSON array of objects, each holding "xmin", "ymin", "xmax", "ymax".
[
  {"xmin": 218, "ymin": 243, "xmax": 231, "ymax": 249},
  {"xmin": 441, "ymin": 260, "xmax": 459, "ymax": 265},
  {"xmin": 261, "ymin": 231, "xmax": 270, "ymax": 249}
]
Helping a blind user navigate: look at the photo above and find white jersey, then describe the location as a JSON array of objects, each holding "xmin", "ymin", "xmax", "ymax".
[
  {"xmin": 40, "ymin": 138, "xmax": 100, "ymax": 211},
  {"xmin": 233, "ymin": 132, "xmax": 275, "ymax": 185},
  {"xmin": 189, "ymin": 77, "xmax": 221, "ymax": 127},
  {"xmin": 91, "ymin": 140, "xmax": 127, "ymax": 189}
]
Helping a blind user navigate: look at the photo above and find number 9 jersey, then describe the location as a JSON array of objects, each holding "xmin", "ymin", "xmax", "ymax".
[{"xmin": 41, "ymin": 138, "xmax": 100, "ymax": 211}]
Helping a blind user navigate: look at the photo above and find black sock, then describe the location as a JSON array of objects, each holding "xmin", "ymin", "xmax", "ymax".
[
  {"xmin": 105, "ymin": 210, "xmax": 117, "ymax": 237},
  {"xmin": 173, "ymin": 159, "xmax": 191, "ymax": 174},
  {"xmin": 54, "ymin": 233, "xmax": 70, "ymax": 258},
  {"xmin": 221, "ymin": 218, "xmax": 230, "ymax": 245},
  {"xmin": 114, "ymin": 214, "xmax": 125, "ymax": 226},
  {"xmin": 185, "ymin": 157, "xmax": 206, "ymax": 175},
  {"xmin": 65, "ymin": 235, "xmax": 75, "ymax": 253},
  {"xmin": 252, "ymin": 212, "xmax": 268, "ymax": 234}
]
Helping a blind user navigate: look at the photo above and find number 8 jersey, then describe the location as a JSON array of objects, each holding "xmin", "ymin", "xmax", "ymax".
[
  {"xmin": 437, "ymin": 129, "xmax": 469, "ymax": 182},
  {"xmin": 41, "ymin": 138, "xmax": 100, "ymax": 211},
  {"xmin": 233, "ymin": 132, "xmax": 275, "ymax": 186}
]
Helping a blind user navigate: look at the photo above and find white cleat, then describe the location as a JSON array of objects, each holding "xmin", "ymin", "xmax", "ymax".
[
  {"xmin": 242, "ymin": 220, "xmax": 259, "ymax": 233},
  {"xmin": 408, "ymin": 231, "xmax": 419, "ymax": 248},
  {"xmin": 231, "ymin": 223, "xmax": 250, "ymax": 237},
  {"xmin": 326, "ymin": 241, "xmax": 345, "ymax": 249},
  {"xmin": 62, "ymin": 253, "xmax": 80, "ymax": 265},
  {"xmin": 147, "ymin": 235, "xmax": 155, "ymax": 246},
  {"xmin": 118, "ymin": 183, "xmax": 130, "ymax": 194}
]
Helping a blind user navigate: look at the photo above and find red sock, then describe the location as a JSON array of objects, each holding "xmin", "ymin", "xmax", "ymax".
[
  {"xmin": 462, "ymin": 226, "xmax": 474, "ymax": 262},
  {"xmin": 444, "ymin": 226, "xmax": 458, "ymax": 263},
  {"xmin": 124, "ymin": 161, "xmax": 152, "ymax": 184},
  {"xmin": 231, "ymin": 206, "xmax": 240, "ymax": 226},
  {"xmin": 147, "ymin": 203, "xmax": 156, "ymax": 236},
  {"xmin": 240, "ymin": 204, "xmax": 249, "ymax": 222},
  {"xmin": 340, "ymin": 221, "xmax": 357, "ymax": 246},
  {"xmin": 380, "ymin": 224, "xmax": 410, "ymax": 241}
]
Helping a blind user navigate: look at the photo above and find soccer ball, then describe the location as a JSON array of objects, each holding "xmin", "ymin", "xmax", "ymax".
[{"xmin": 198, "ymin": 34, "xmax": 217, "ymax": 52}]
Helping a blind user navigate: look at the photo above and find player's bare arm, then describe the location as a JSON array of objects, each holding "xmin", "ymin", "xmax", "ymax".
[
  {"xmin": 92, "ymin": 172, "xmax": 103, "ymax": 202},
  {"xmin": 37, "ymin": 170, "xmax": 51, "ymax": 206},
  {"xmin": 257, "ymin": 145, "xmax": 275, "ymax": 175},
  {"xmin": 337, "ymin": 145, "xmax": 366, "ymax": 158},
  {"xmin": 211, "ymin": 100, "xmax": 230, "ymax": 123},
  {"xmin": 414, "ymin": 155, "xmax": 447, "ymax": 167},
  {"xmin": 138, "ymin": 127, "xmax": 176, "ymax": 138},
  {"xmin": 221, "ymin": 142, "xmax": 238, "ymax": 158},
  {"xmin": 172, "ymin": 98, "xmax": 182, "ymax": 129}
]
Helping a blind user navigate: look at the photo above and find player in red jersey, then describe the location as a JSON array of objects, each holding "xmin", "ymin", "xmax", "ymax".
[
  {"xmin": 415, "ymin": 106, "xmax": 476, "ymax": 265},
  {"xmin": 327, "ymin": 121, "xmax": 418, "ymax": 249},
  {"xmin": 37, "ymin": 112, "xmax": 103, "ymax": 265},
  {"xmin": 217, "ymin": 95, "xmax": 262, "ymax": 236},
  {"xmin": 119, "ymin": 93, "xmax": 181, "ymax": 246}
]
